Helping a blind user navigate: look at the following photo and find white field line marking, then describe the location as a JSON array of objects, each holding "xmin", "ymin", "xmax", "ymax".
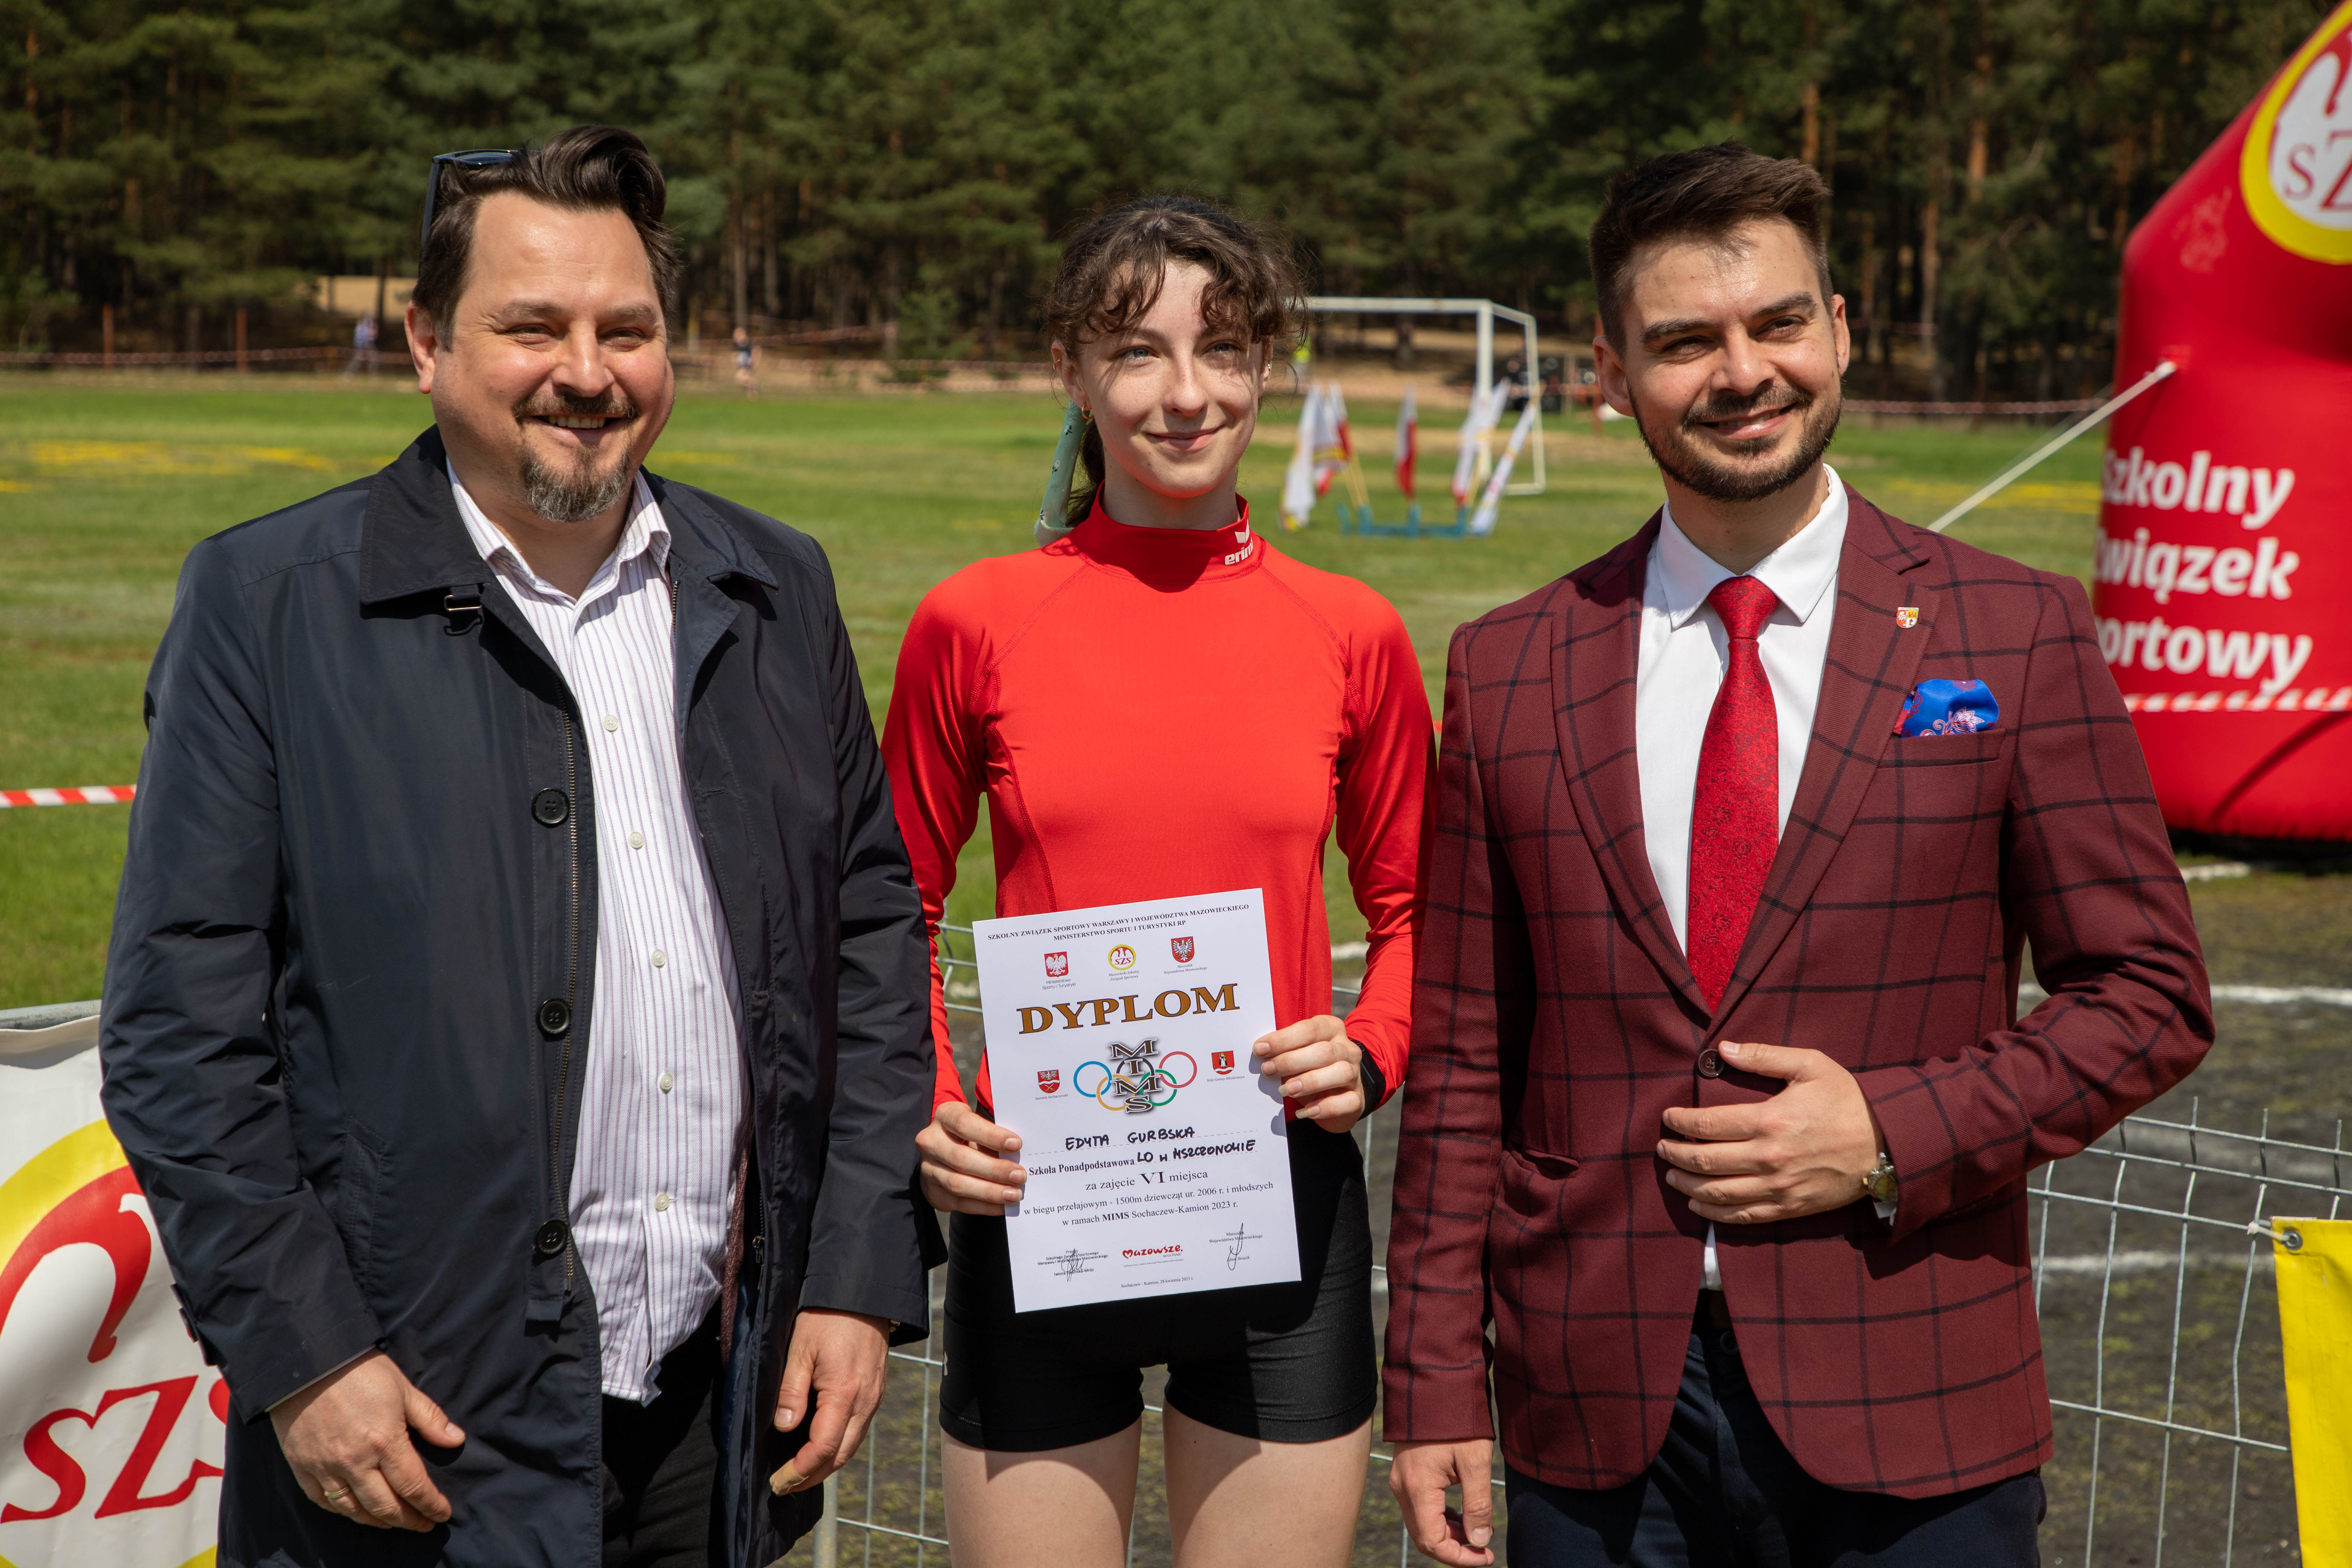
[
  {"xmin": 2022, "ymin": 981, "xmax": 2352, "ymax": 1008},
  {"xmin": 2035, "ymin": 1250, "xmax": 2272, "ymax": 1276},
  {"xmin": 2179, "ymin": 861, "xmax": 2252, "ymax": 882}
]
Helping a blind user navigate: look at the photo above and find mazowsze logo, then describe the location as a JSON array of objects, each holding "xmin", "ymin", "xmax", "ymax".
[
  {"xmin": 1107, "ymin": 945, "xmax": 1137, "ymax": 972},
  {"xmin": 1043, "ymin": 951, "xmax": 1069, "ymax": 979},
  {"xmin": 1122, "ymin": 1245, "xmax": 1184, "ymax": 1261},
  {"xmin": 0, "ymin": 1119, "xmax": 227, "ymax": 1565}
]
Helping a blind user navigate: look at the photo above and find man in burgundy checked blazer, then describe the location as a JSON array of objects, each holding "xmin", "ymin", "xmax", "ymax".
[{"xmin": 1383, "ymin": 145, "xmax": 2211, "ymax": 1568}]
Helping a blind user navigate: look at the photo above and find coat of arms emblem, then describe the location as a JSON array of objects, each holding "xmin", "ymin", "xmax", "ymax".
[
  {"xmin": 1172, "ymin": 936, "xmax": 1195, "ymax": 963},
  {"xmin": 1044, "ymin": 951, "xmax": 1068, "ymax": 978},
  {"xmin": 1038, "ymin": 1069, "xmax": 1061, "ymax": 1093},
  {"xmin": 1212, "ymin": 1050, "xmax": 1235, "ymax": 1075},
  {"xmin": 1896, "ymin": 606, "xmax": 1920, "ymax": 629}
]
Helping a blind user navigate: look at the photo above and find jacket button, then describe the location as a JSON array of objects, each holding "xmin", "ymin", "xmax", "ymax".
[
  {"xmin": 532, "ymin": 788, "xmax": 569, "ymax": 827},
  {"xmin": 1697, "ymin": 1049, "xmax": 1724, "ymax": 1079},
  {"xmin": 533, "ymin": 1220, "xmax": 570, "ymax": 1259},
  {"xmin": 538, "ymin": 997, "xmax": 572, "ymax": 1036}
]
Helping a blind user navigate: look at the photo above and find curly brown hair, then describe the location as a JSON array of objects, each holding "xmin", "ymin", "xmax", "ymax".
[{"xmin": 1041, "ymin": 196, "xmax": 1305, "ymax": 527}]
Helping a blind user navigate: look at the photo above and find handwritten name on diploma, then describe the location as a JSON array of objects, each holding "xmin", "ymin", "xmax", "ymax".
[{"xmin": 970, "ymin": 889, "xmax": 1302, "ymax": 1312}]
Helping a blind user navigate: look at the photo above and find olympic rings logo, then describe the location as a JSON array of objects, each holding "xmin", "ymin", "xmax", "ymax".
[{"xmin": 1071, "ymin": 1050, "xmax": 1198, "ymax": 1110}]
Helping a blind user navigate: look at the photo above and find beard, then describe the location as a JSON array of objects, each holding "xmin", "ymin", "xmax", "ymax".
[
  {"xmin": 1631, "ymin": 380, "xmax": 1841, "ymax": 503},
  {"xmin": 516, "ymin": 390, "xmax": 640, "ymax": 524}
]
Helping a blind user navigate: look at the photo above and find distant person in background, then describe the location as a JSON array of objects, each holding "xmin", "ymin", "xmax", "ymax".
[
  {"xmin": 732, "ymin": 325, "xmax": 758, "ymax": 398},
  {"xmin": 885, "ymin": 196, "xmax": 1433, "ymax": 1568},
  {"xmin": 1383, "ymin": 142, "xmax": 2211, "ymax": 1567},
  {"xmin": 102, "ymin": 124, "xmax": 937, "ymax": 1568},
  {"xmin": 342, "ymin": 311, "xmax": 378, "ymax": 376}
]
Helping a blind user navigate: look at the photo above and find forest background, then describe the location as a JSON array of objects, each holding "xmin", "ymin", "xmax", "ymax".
[{"xmin": 1, "ymin": 0, "xmax": 2333, "ymax": 400}]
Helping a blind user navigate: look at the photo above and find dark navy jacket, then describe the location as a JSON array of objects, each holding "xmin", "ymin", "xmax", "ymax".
[{"xmin": 100, "ymin": 429, "xmax": 939, "ymax": 1567}]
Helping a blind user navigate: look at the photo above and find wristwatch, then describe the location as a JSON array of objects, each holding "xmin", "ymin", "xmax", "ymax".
[{"xmin": 1862, "ymin": 1152, "xmax": 1900, "ymax": 1205}]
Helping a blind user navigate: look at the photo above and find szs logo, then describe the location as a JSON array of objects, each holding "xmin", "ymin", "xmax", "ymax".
[
  {"xmin": 0, "ymin": 1119, "xmax": 229, "ymax": 1554},
  {"xmin": 1038, "ymin": 1069, "xmax": 1061, "ymax": 1094},
  {"xmin": 1171, "ymin": 936, "xmax": 1194, "ymax": 964},
  {"xmin": 1212, "ymin": 1050, "xmax": 1235, "ymax": 1075},
  {"xmin": 1108, "ymin": 945, "xmax": 1138, "ymax": 972},
  {"xmin": 2241, "ymin": 4, "xmax": 2352, "ymax": 264},
  {"xmin": 1072, "ymin": 1038, "xmax": 1197, "ymax": 1113},
  {"xmin": 1044, "ymin": 951, "xmax": 1069, "ymax": 978}
]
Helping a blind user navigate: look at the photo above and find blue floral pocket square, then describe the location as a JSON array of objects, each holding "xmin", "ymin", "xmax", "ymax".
[{"xmin": 1894, "ymin": 678, "xmax": 2000, "ymax": 736}]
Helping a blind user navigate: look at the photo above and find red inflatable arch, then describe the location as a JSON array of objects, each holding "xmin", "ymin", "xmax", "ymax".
[{"xmin": 2096, "ymin": 0, "xmax": 2352, "ymax": 839}]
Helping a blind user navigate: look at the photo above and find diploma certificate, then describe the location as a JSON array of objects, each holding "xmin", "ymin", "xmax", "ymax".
[{"xmin": 972, "ymin": 889, "xmax": 1301, "ymax": 1312}]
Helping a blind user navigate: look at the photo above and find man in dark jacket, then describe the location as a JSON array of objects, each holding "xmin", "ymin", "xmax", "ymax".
[{"xmin": 100, "ymin": 125, "xmax": 938, "ymax": 1568}]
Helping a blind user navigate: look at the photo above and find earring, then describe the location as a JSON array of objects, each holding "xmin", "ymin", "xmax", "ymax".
[{"xmin": 1080, "ymin": 406, "xmax": 1093, "ymax": 423}]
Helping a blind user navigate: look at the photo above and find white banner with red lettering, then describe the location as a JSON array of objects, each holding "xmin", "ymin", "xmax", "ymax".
[{"xmin": 0, "ymin": 1021, "xmax": 221, "ymax": 1568}]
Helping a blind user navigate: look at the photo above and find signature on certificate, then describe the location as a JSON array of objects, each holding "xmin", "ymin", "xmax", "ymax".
[
  {"xmin": 1212, "ymin": 1225, "xmax": 1261, "ymax": 1271},
  {"xmin": 1043, "ymin": 1246, "xmax": 1108, "ymax": 1281}
]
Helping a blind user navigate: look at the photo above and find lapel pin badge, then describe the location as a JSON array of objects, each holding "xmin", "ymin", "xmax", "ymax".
[{"xmin": 1896, "ymin": 606, "xmax": 1920, "ymax": 629}]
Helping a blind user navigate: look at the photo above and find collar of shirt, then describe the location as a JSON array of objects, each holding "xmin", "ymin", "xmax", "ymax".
[
  {"xmin": 448, "ymin": 465, "xmax": 669, "ymax": 615},
  {"xmin": 1653, "ymin": 465, "xmax": 1847, "ymax": 629}
]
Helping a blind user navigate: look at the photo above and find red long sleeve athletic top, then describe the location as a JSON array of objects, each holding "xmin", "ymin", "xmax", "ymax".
[{"xmin": 882, "ymin": 496, "xmax": 1432, "ymax": 1117}]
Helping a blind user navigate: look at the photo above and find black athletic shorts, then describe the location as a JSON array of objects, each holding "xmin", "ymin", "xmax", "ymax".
[{"xmin": 939, "ymin": 1119, "xmax": 1377, "ymax": 1453}]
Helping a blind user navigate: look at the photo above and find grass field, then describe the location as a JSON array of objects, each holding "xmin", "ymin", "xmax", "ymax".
[
  {"xmin": 1, "ymin": 374, "xmax": 2124, "ymax": 1009},
  {"xmin": 5, "ymin": 377, "xmax": 2347, "ymax": 1564}
]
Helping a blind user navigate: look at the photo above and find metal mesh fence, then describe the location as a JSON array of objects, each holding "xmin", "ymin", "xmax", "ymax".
[{"xmin": 779, "ymin": 932, "xmax": 2346, "ymax": 1567}]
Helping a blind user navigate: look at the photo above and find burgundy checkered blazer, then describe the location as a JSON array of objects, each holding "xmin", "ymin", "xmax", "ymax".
[{"xmin": 1382, "ymin": 490, "xmax": 2211, "ymax": 1499}]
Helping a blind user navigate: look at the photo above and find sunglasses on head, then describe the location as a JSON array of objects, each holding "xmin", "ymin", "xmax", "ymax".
[{"xmin": 421, "ymin": 149, "xmax": 521, "ymax": 256}]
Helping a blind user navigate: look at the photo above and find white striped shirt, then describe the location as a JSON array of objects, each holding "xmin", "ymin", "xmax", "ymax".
[{"xmin": 452, "ymin": 467, "xmax": 745, "ymax": 1405}]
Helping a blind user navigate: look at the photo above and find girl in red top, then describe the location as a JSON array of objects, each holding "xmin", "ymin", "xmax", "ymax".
[{"xmin": 882, "ymin": 198, "xmax": 1430, "ymax": 1566}]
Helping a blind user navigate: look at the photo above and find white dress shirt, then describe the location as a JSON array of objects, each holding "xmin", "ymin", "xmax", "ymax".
[
  {"xmin": 1634, "ymin": 468, "xmax": 1847, "ymax": 1290},
  {"xmin": 453, "ymin": 468, "xmax": 745, "ymax": 1404}
]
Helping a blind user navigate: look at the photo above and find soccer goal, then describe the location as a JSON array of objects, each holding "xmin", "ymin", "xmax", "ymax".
[{"xmin": 1302, "ymin": 296, "xmax": 1548, "ymax": 499}]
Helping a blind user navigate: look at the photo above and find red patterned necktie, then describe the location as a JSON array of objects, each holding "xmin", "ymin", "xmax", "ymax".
[{"xmin": 1687, "ymin": 576, "xmax": 1782, "ymax": 1011}]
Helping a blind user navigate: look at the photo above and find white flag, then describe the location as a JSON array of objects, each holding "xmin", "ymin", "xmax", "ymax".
[
  {"xmin": 1281, "ymin": 383, "xmax": 1322, "ymax": 529},
  {"xmin": 1468, "ymin": 400, "xmax": 1541, "ymax": 536},
  {"xmin": 1395, "ymin": 383, "xmax": 1418, "ymax": 500},
  {"xmin": 1450, "ymin": 380, "xmax": 1509, "ymax": 506}
]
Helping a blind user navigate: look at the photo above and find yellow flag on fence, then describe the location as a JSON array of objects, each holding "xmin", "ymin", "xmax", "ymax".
[{"xmin": 2275, "ymin": 1218, "xmax": 2352, "ymax": 1568}]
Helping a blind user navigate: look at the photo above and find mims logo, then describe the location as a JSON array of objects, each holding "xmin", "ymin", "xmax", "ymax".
[{"xmin": 1071, "ymin": 1038, "xmax": 1198, "ymax": 1113}]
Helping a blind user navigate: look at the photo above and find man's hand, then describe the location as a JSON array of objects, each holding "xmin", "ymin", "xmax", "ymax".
[
  {"xmin": 270, "ymin": 1350, "xmax": 464, "ymax": 1531},
  {"xmin": 1658, "ymin": 1040, "xmax": 1883, "ymax": 1223},
  {"xmin": 1254, "ymin": 1014, "xmax": 1368, "ymax": 1134},
  {"xmin": 916, "ymin": 1100, "xmax": 1026, "ymax": 1216},
  {"xmin": 1389, "ymin": 1438, "xmax": 1496, "ymax": 1566},
  {"xmin": 770, "ymin": 1309, "xmax": 890, "ymax": 1496}
]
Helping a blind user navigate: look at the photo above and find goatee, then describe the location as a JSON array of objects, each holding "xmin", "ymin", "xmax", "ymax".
[
  {"xmin": 1632, "ymin": 383, "xmax": 1841, "ymax": 503},
  {"xmin": 521, "ymin": 450, "xmax": 633, "ymax": 524},
  {"xmin": 516, "ymin": 392, "xmax": 640, "ymax": 524}
]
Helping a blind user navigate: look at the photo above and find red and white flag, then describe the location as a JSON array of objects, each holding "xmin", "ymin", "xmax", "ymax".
[
  {"xmin": 1281, "ymin": 384, "xmax": 1322, "ymax": 529},
  {"xmin": 1314, "ymin": 382, "xmax": 1352, "ymax": 495},
  {"xmin": 1394, "ymin": 383, "xmax": 1417, "ymax": 501}
]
